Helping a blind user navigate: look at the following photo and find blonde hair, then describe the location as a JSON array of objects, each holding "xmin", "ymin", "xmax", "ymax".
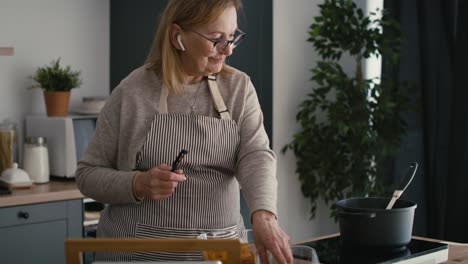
[{"xmin": 145, "ymin": 0, "xmax": 242, "ymax": 95}]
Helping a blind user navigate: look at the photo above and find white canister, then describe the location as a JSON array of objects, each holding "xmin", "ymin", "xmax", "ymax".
[{"xmin": 23, "ymin": 136, "xmax": 50, "ymax": 183}]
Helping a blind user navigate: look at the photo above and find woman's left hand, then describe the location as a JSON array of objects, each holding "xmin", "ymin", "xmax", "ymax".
[{"xmin": 251, "ymin": 210, "xmax": 293, "ymax": 264}]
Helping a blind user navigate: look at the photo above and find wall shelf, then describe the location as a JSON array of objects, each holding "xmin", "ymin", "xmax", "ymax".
[{"xmin": 0, "ymin": 47, "xmax": 14, "ymax": 56}]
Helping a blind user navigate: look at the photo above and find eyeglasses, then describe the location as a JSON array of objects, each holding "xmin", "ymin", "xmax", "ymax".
[{"xmin": 188, "ymin": 28, "xmax": 246, "ymax": 52}]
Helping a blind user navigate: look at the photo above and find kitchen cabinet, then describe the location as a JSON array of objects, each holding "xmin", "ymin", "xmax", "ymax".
[{"xmin": 0, "ymin": 199, "xmax": 83, "ymax": 264}]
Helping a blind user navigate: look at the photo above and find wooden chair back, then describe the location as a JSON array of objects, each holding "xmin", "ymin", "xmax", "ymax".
[{"xmin": 65, "ymin": 238, "xmax": 241, "ymax": 264}]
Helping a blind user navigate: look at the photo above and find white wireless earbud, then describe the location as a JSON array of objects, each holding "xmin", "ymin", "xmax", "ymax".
[{"xmin": 177, "ymin": 35, "xmax": 186, "ymax": 51}]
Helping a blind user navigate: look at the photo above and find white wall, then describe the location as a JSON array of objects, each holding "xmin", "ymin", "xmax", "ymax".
[
  {"xmin": 273, "ymin": 0, "xmax": 383, "ymax": 242},
  {"xmin": 0, "ymin": 0, "xmax": 109, "ymax": 163}
]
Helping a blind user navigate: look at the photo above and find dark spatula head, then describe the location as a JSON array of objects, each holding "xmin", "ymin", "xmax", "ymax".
[{"xmin": 397, "ymin": 162, "xmax": 418, "ymax": 192}]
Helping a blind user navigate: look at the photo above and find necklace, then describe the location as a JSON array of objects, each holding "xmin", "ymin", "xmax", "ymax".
[{"xmin": 183, "ymin": 81, "xmax": 204, "ymax": 115}]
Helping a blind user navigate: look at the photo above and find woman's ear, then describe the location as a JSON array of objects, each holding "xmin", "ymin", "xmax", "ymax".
[{"xmin": 170, "ymin": 24, "xmax": 185, "ymax": 51}]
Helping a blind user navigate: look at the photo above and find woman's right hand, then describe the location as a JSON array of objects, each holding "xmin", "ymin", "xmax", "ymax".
[{"xmin": 133, "ymin": 164, "xmax": 187, "ymax": 200}]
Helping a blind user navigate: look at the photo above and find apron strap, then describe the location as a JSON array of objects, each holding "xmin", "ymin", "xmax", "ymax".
[
  {"xmin": 158, "ymin": 75, "xmax": 231, "ymax": 120},
  {"xmin": 159, "ymin": 85, "xmax": 169, "ymax": 114},
  {"xmin": 207, "ymin": 75, "xmax": 231, "ymax": 120}
]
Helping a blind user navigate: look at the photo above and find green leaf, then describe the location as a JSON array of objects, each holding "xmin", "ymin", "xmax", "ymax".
[{"xmin": 32, "ymin": 58, "xmax": 82, "ymax": 92}]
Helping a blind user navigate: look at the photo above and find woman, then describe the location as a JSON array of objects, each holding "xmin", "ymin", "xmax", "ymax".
[{"xmin": 76, "ymin": 0, "xmax": 292, "ymax": 263}]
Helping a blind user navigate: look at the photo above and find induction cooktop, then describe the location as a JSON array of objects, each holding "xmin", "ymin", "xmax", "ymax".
[{"xmin": 298, "ymin": 235, "xmax": 448, "ymax": 264}]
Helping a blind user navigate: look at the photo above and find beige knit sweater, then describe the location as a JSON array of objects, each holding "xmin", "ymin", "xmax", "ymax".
[{"xmin": 76, "ymin": 65, "xmax": 277, "ymax": 218}]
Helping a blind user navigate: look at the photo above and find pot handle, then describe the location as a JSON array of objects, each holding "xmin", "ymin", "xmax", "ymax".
[{"xmin": 338, "ymin": 211, "xmax": 376, "ymax": 218}]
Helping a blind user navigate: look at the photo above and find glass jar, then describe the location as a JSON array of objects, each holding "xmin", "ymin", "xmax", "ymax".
[
  {"xmin": 23, "ymin": 136, "xmax": 50, "ymax": 183},
  {"xmin": 0, "ymin": 120, "xmax": 18, "ymax": 174}
]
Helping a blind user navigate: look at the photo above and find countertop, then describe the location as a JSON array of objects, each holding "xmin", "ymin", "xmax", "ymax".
[
  {"xmin": 0, "ymin": 179, "xmax": 84, "ymax": 208},
  {"xmin": 2, "ymin": 182, "xmax": 467, "ymax": 263},
  {"xmin": 413, "ymin": 236, "xmax": 468, "ymax": 264},
  {"xmin": 298, "ymin": 233, "xmax": 468, "ymax": 264}
]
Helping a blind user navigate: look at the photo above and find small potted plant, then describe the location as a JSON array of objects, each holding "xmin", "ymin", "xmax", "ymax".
[{"xmin": 33, "ymin": 58, "xmax": 82, "ymax": 116}]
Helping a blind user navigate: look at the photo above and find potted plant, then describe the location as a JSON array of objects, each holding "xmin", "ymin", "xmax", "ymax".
[
  {"xmin": 33, "ymin": 58, "xmax": 82, "ymax": 117},
  {"xmin": 282, "ymin": 0, "xmax": 412, "ymax": 218}
]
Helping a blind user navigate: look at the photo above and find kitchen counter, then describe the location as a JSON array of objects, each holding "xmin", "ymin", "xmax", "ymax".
[
  {"xmin": 413, "ymin": 236, "xmax": 468, "ymax": 264},
  {"xmin": 446, "ymin": 244, "xmax": 468, "ymax": 264},
  {"xmin": 0, "ymin": 179, "xmax": 84, "ymax": 264},
  {"xmin": 297, "ymin": 233, "xmax": 468, "ymax": 264},
  {"xmin": 0, "ymin": 180, "xmax": 84, "ymax": 207}
]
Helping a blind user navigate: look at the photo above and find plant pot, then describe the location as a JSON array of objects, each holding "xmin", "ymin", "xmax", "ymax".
[{"xmin": 43, "ymin": 91, "xmax": 71, "ymax": 117}]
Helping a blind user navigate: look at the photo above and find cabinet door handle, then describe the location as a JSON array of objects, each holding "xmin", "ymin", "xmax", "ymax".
[{"xmin": 18, "ymin": 211, "xmax": 30, "ymax": 219}]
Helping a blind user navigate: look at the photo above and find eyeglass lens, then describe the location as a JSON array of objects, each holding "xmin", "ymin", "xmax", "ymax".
[{"xmin": 214, "ymin": 33, "xmax": 245, "ymax": 52}]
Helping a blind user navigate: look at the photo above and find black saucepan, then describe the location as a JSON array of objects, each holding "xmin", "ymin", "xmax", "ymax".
[{"xmin": 335, "ymin": 197, "xmax": 417, "ymax": 249}]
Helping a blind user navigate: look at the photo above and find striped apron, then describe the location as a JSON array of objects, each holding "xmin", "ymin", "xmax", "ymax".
[{"xmin": 96, "ymin": 76, "xmax": 241, "ymax": 261}]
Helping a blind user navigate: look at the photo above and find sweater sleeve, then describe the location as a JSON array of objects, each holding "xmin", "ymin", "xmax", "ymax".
[
  {"xmin": 236, "ymin": 79, "xmax": 278, "ymax": 219},
  {"xmin": 75, "ymin": 86, "xmax": 140, "ymax": 204}
]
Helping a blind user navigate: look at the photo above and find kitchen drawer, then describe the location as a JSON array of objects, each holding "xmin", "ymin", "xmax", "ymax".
[
  {"xmin": 0, "ymin": 219, "xmax": 67, "ymax": 264},
  {"xmin": 0, "ymin": 201, "xmax": 67, "ymax": 228}
]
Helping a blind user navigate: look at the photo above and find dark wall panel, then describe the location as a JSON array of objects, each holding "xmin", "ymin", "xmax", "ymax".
[{"xmin": 110, "ymin": 1, "xmax": 165, "ymax": 89}]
